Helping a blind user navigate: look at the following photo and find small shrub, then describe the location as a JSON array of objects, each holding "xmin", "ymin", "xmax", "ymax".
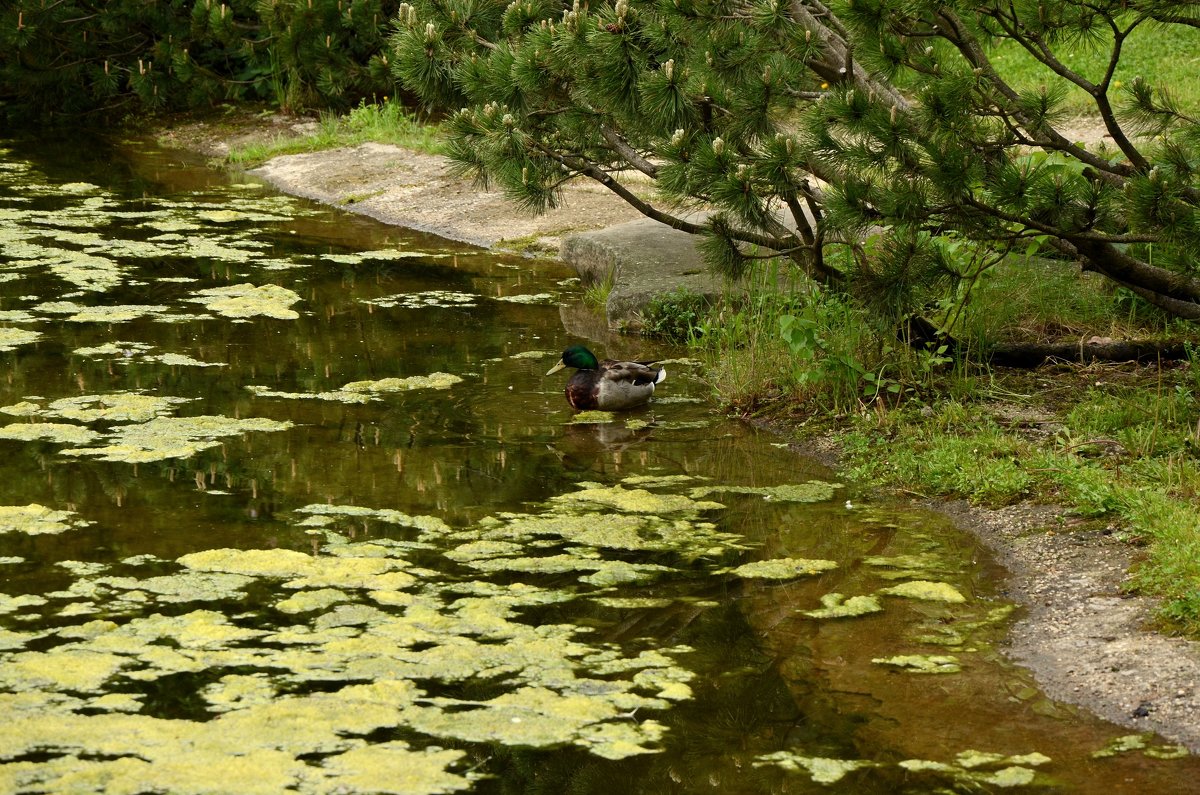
[{"xmin": 642, "ymin": 289, "xmax": 709, "ymax": 342}]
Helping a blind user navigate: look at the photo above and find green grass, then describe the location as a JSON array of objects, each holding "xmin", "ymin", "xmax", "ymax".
[
  {"xmin": 835, "ymin": 365, "xmax": 1200, "ymax": 633},
  {"xmin": 226, "ymin": 100, "xmax": 443, "ymax": 167},
  {"xmin": 582, "ymin": 268, "xmax": 616, "ymax": 310},
  {"xmin": 957, "ymin": 256, "xmax": 1173, "ymax": 350},
  {"xmin": 988, "ymin": 22, "xmax": 1200, "ymax": 115}
]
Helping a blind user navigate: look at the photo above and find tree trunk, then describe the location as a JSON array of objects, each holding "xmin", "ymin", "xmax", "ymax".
[{"xmin": 987, "ymin": 339, "xmax": 1190, "ymax": 367}]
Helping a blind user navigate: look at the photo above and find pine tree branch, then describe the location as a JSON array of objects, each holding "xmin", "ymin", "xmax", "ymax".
[
  {"xmin": 789, "ymin": 0, "xmax": 910, "ymax": 110},
  {"xmin": 936, "ymin": 8, "xmax": 1135, "ymax": 184},
  {"xmin": 961, "ymin": 195, "xmax": 1160, "ymax": 245},
  {"xmin": 1073, "ymin": 237, "xmax": 1200, "ymax": 307},
  {"xmin": 984, "ymin": 4, "xmax": 1150, "ymax": 171},
  {"xmin": 528, "ymin": 139, "xmax": 844, "ymax": 284},
  {"xmin": 599, "ymin": 124, "xmax": 659, "ymax": 179}
]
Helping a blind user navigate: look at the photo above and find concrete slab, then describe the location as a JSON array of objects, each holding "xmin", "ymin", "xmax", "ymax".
[{"xmin": 560, "ymin": 217, "xmax": 724, "ymax": 330}]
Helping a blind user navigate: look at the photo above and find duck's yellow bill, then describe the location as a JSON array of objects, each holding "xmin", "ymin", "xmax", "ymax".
[{"xmin": 545, "ymin": 359, "xmax": 566, "ymax": 376}]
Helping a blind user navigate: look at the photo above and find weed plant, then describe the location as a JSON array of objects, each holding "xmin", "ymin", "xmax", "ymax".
[{"xmin": 582, "ymin": 268, "xmax": 616, "ymax": 311}]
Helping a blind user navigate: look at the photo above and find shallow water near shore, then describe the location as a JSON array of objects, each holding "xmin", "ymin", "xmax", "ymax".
[{"xmin": 0, "ymin": 134, "xmax": 1196, "ymax": 793}]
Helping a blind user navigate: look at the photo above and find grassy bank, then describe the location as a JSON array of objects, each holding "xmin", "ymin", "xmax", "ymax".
[
  {"xmin": 836, "ymin": 370, "xmax": 1200, "ymax": 633},
  {"xmin": 646, "ymin": 262, "xmax": 1200, "ymax": 634},
  {"xmin": 224, "ymin": 100, "xmax": 443, "ymax": 167}
]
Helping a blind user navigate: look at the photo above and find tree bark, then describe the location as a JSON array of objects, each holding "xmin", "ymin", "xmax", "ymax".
[{"xmin": 987, "ymin": 339, "xmax": 1190, "ymax": 367}]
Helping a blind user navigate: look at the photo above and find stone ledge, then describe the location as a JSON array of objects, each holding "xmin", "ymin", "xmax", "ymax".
[{"xmin": 560, "ymin": 218, "xmax": 725, "ymax": 330}]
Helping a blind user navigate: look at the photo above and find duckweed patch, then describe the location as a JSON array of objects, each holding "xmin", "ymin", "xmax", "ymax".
[
  {"xmin": 4, "ymin": 393, "xmax": 193, "ymax": 424},
  {"xmin": 569, "ymin": 411, "xmax": 616, "ymax": 424},
  {"xmin": 756, "ymin": 748, "xmax": 1051, "ymax": 788},
  {"xmin": 725, "ymin": 557, "xmax": 838, "ymax": 580},
  {"xmin": 551, "ymin": 485, "xmax": 724, "ymax": 515},
  {"xmin": 802, "ymin": 593, "xmax": 883, "ymax": 619},
  {"xmin": 364, "ymin": 291, "xmax": 478, "ymax": 309},
  {"xmin": 495, "ymin": 292, "xmax": 555, "ymax": 304},
  {"xmin": 1092, "ymin": 733, "xmax": 1190, "ymax": 759},
  {"xmin": 0, "ymin": 328, "xmax": 41, "ymax": 351},
  {"xmin": 753, "ymin": 752, "xmax": 874, "ymax": 783},
  {"xmin": 0, "ymin": 423, "xmax": 100, "ymax": 445},
  {"xmin": 878, "ymin": 580, "xmax": 967, "ymax": 603},
  {"xmin": 34, "ymin": 301, "xmax": 182, "ymax": 323},
  {"xmin": 0, "ymin": 504, "xmax": 91, "ymax": 536},
  {"xmin": 247, "ymin": 373, "xmax": 463, "ymax": 403},
  {"xmin": 0, "ymin": 474, "xmax": 788, "ymax": 785},
  {"xmin": 872, "ymin": 654, "xmax": 962, "ymax": 673},
  {"xmin": 61, "ymin": 415, "xmax": 293, "ymax": 463},
  {"xmin": 186, "ymin": 283, "xmax": 302, "ymax": 320},
  {"xmin": 74, "ymin": 342, "xmax": 225, "ymax": 367},
  {"xmin": 691, "ymin": 480, "xmax": 841, "ymax": 503},
  {"xmin": 323, "ymin": 249, "xmax": 447, "ymax": 264},
  {"xmin": 0, "ymin": 484, "xmax": 724, "ymax": 788}
]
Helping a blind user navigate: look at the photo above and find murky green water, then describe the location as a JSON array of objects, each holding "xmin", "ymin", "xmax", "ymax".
[{"xmin": 0, "ymin": 135, "xmax": 1196, "ymax": 794}]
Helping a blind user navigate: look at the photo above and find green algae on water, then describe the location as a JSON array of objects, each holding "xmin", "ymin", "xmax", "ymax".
[
  {"xmin": 0, "ymin": 328, "xmax": 41, "ymax": 351},
  {"xmin": 551, "ymin": 485, "xmax": 723, "ymax": 515},
  {"xmin": 570, "ymin": 411, "xmax": 616, "ymax": 424},
  {"xmin": 0, "ymin": 422, "xmax": 100, "ymax": 445},
  {"xmin": 872, "ymin": 654, "xmax": 962, "ymax": 673},
  {"xmin": 34, "ymin": 301, "xmax": 173, "ymax": 323},
  {"xmin": 691, "ymin": 480, "xmax": 841, "ymax": 503},
  {"xmin": 61, "ymin": 415, "xmax": 293, "ymax": 463},
  {"xmin": 247, "ymin": 373, "xmax": 463, "ymax": 403},
  {"xmin": 753, "ymin": 752, "xmax": 875, "ymax": 783},
  {"xmin": 725, "ymin": 557, "xmax": 838, "ymax": 580},
  {"xmin": 186, "ymin": 283, "xmax": 302, "ymax": 320},
  {"xmin": 877, "ymin": 580, "xmax": 967, "ymax": 603},
  {"xmin": 74, "ymin": 342, "xmax": 225, "ymax": 367},
  {"xmin": 0, "ymin": 504, "xmax": 91, "ymax": 536},
  {"xmin": 802, "ymin": 593, "xmax": 883, "ymax": 619},
  {"xmin": 1092, "ymin": 733, "xmax": 1189, "ymax": 759},
  {"xmin": 495, "ymin": 292, "xmax": 554, "ymax": 304},
  {"xmin": 364, "ymin": 290, "xmax": 477, "ymax": 309},
  {"xmin": 4, "ymin": 393, "xmax": 192, "ymax": 424}
]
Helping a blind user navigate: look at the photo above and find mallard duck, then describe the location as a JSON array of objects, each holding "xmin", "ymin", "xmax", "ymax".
[{"xmin": 545, "ymin": 345, "xmax": 666, "ymax": 410}]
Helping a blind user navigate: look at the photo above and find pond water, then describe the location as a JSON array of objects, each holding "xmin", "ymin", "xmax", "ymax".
[{"xmin": 0, "ymin": 135, "xmax": 1197, "ymax": 794}]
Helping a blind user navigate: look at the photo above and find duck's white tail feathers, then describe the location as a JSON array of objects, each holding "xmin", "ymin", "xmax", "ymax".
[{"xmin": 654, "ymin": 367, "xmax": 667, "ymax": 384}]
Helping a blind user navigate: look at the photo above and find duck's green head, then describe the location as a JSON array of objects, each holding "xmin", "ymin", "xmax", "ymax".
[{"xmin": 546, "ymin": 344, "xmax": 599, "ymax": 375}]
